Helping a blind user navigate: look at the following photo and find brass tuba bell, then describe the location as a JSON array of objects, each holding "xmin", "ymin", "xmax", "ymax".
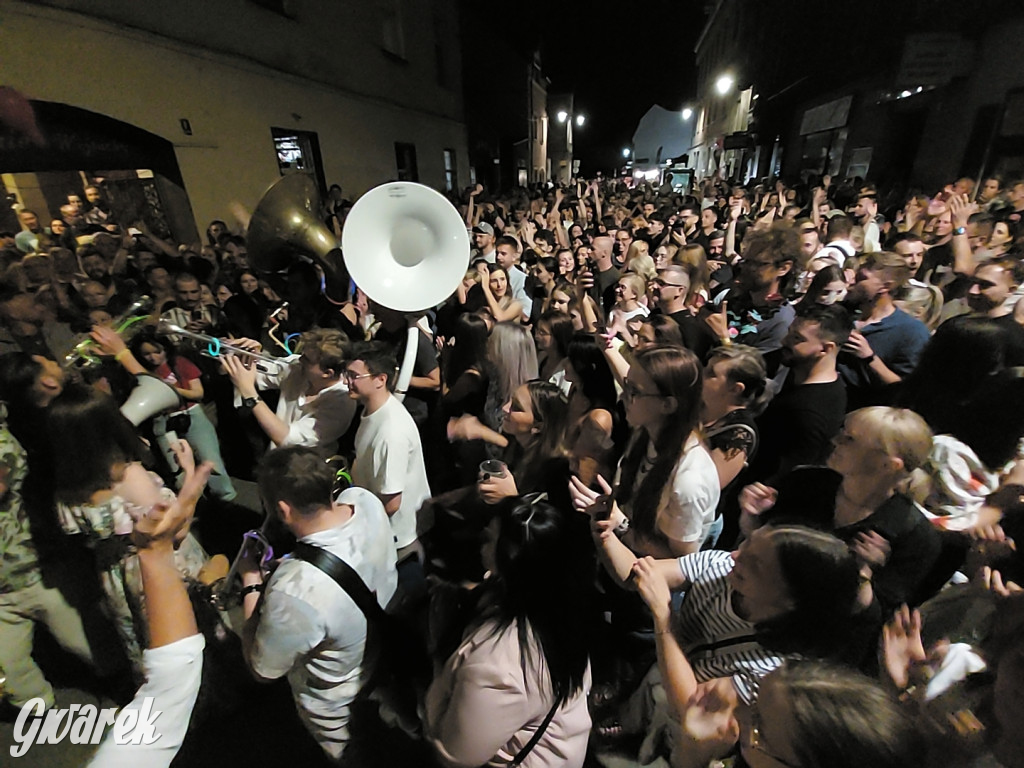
[{"xmin": 247, "ymin": 174, "xmax": 351, "ymax": 302}]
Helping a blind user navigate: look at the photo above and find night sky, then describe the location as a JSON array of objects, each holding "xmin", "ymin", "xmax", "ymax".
[{"xmin": 467, "ymin": 0, "xmax": 705, "ymax": 173}]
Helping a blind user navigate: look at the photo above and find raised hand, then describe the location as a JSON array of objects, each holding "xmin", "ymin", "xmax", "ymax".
[{"xmin": 880, "ymin": 604, "xmax": 927, "ymax": 690}]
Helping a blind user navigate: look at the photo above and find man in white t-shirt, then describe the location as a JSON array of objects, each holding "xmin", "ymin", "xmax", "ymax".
[
  {"xmin": 240, "ymin": 447, "xmax": 398, "ymax": 761},
  {"xmin": 345, "ymin": 342, "xmax": 432, "ymax": 562}
]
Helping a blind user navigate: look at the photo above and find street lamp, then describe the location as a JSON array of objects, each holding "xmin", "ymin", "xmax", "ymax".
[
  {"xmin": 622, "ymin": 147, "xmax": 631, "ymax": 158},
  {"xmin": 681, "ymin": 107, "xmax": 693, "ymax": 120},
  {"xmin": 576, "ymin": 114, "xmax": 585, "ymax": 127},
  {"xmin": 557, "ymin": 110, "xmax": 568, "ymax": 124},
  {"xmin": 715, "ymin": 74, "xmax": 734, "ymax": 95}
]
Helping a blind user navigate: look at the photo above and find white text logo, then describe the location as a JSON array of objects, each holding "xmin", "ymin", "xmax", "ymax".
[{"xmin": 10, "ymin": 698, "xmax": 163, "ymax": 757}]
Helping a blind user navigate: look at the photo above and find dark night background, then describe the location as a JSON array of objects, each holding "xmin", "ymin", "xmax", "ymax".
[{"xmin": 462, "ymin": 0, "xmax": 704, "ymax": 173}]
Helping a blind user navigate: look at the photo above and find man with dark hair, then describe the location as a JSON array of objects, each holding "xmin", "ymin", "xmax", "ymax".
[
  {"xmin": 494, "ymin": 234, "xmax": 532, "ymax": 317},
  {"xmin": 891, "ymin": 232, "xmax": 926, "ymax": 274},
  {"xmin": 241, "ymin": 445, "xmax": 397, "ymax": 761},
  {"xmin": 14, "ymin": 210, "xmax": 51, "ymax": 254},
  {"xmin": 706, "ymin": 222, "xmax": 801, "ymax": 373},
  {"xmin": 813, "ymin": 214, "xmax": 856, "ymax": 271},
  {"xmin": 964, "ymin": 258, "xmax": 1024, "ymax": 365},
  {"xmin": 749, "ymin": 304, "xmax": 852, "ymax": 481},
  {"xmin": 533, "ymin": 228, "xmax": 557, "ymax": 255},
  {"xmin": 978, "ymin": 174, "xmax": 1004, "ymax": 209},
  {"xmin": 839, "ymin": 251, "xmax": 930, "ymax": 408},
  {"xmin": 851, "ymin": 192, "xmax": 880, "ymax": 252},
  {"xmin": 346, "ymin": 342, "xmax": 430, "ymax": 560},
  {"xmin": 161, "ymin": 271, "xmax": 224, "ymax": 337}
]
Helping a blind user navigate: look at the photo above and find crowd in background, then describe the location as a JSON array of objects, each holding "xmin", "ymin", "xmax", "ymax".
[{"xmin": 0, "ymin": 167, "xmax": 1023, "ymax": 768}]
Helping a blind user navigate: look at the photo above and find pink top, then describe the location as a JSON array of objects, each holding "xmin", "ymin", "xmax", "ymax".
[{"xmin": 425, "ymin": 619, "xmax": 591, "ymax": 768}]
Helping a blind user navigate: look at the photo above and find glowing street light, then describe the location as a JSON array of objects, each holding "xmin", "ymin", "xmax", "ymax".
[
  {"xmin": 576, "ymin": 114, "xmax": 586, "ymax": 127},
  {"xmin": 681, "ymin": 107, "xmax": 693, "ymax": 120},
  {"xmin": 557, "ymin": 110, "xmax": 568, "ymax": 123},
  {"xmin": 715, "ymin": 74, "xmax": 734, "ymax": 95},
  {"xmin": 622, "ymin": 147, "xmax": 631, "ymax": 158}
]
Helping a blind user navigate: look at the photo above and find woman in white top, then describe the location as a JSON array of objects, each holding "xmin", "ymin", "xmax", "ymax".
[{"xmin": 571, "ymin": 345, "xmax": 720, "ymax": 558}]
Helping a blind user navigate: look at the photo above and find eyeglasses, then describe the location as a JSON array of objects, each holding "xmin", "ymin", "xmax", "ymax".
[
  {"xmin": 622, "ymin": 378, "xmax": 660, "ymax": 401},
  {"xmin": 748, "ymin": 705, "xmax": 801, "ymax": 768},
  {"xmin": 744, "ymin": 258, "xmax": 782, "ymax": 269},
  {"xmin": 343, "ymin": 371, "xmax": 374, "ymax": 382},
  {"xmin": 653, "ymin": 278, "xmax": 688, "ymax": 288}
]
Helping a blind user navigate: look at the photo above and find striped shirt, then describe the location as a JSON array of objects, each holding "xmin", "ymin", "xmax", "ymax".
[{"xmin": 674, "ymin": 550, "xmax": 785, "ymax": 704}]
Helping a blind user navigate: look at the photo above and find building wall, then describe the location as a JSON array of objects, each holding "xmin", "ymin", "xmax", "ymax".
[
  {"xmin": 2, "ymin": 1, "xmax": 468, "ymax": 233},
  {"xmin": 913, "ymin": 19, "xmax": 1024, "ymax": 189}
]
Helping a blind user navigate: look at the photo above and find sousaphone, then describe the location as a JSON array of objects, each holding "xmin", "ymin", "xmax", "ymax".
[{"xmin": 248, "ymin": 174, "xmax": 468, "ymax": 397}]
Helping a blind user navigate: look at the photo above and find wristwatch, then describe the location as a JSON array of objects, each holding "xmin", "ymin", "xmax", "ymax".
[
  {"xmin": 953, "ymin": 226, "xmax": 967, "ymax": 236},
  {"xmin": 239, "ymin": 396, "xmax": 260, "ymax": 409}
]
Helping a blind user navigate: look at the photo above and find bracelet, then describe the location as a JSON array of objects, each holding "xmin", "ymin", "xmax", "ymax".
[
  {"xmin": 863, "ymin": 354, "xmax": 876, "ymax": 365},
  {"xmin": 115, "ymin": 349, "xmax": 130, "ymax": 362},
  {"xmin": 240, "ymin": 582, "xmax": 264, "ymax": 597}
]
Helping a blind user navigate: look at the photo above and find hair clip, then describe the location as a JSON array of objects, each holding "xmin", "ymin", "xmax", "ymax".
[{"xmin": 519, "ymin": 492, "xmax": 548, "ymax": 541}]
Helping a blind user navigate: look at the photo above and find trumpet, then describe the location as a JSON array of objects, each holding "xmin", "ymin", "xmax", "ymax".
[
  {"xmin": 211, "ymin": 455, "xmax": 351, "ymax": 608},
  {"xmin": 64, "ymin": 296, "xmax": 154, "ymax": 369},
  {"xmin": 155, "ymin": 320, "xmax": 291, "ymax": 372}
]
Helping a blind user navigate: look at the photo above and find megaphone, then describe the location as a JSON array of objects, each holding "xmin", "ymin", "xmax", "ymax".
[{"xmin": 120, "ymin": 374, "xmax": 180, "ymax": 426}]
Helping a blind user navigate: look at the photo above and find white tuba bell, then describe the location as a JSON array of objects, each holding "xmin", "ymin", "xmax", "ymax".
[{"xmin": 248, "ymin": 175, "xmax": 468, "ymax": 400}]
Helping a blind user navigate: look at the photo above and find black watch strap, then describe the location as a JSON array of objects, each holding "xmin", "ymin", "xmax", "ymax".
[{"xmin": 240, "ymin": 396, "xmax": 260, "ymax": 409}]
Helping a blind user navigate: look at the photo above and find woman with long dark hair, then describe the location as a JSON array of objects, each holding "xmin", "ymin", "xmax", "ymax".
[
  {"xmin": 48, "ymin": 384, "xmax": 210, "ymax": 667},
  {"xmin": 898, "ymin": 316, "xmax": 1024, "ymax": 530},
  {"xmin": 425, "ymin": 496, "xmax": 595, "ymax": 767},
  {"xmin": 571, "ymin": 345, "xmax": 720, "ymax": 557},
  {"xmin": 598, "ymin": 524, "xmax": 863, "ymax": 766},
  {"xmin": 534, "ymin": 310, "xmax": 573, "ymax": 384},
  {"xmin": 431, "ymin": 313, "xmax": 492, "ymax": 490}
]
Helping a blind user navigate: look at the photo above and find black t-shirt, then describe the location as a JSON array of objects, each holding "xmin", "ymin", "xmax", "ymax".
[
  {"xmin": 668, "ymin": 309, "xmax": 721, "ymax": 363},
  {"xmin": 916, "ymin": 241, "xmax": 953, "ymax": 285},
  {"xmin": 750, "ymin": 376, "xmax": 846, "ymax": 483},
  {"xmin": 833, "ymin": 493, "xmax": 942, "ymax": 611}
]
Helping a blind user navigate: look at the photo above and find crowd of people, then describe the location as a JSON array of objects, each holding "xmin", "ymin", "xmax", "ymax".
[{"xmin": 1, "ymin": 169, "xmax": 1023, "ymax": 768}]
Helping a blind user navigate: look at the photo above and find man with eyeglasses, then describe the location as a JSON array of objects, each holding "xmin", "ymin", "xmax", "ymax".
[
  {"xmin": 705, "ymin": 223, "xmax": 801, "ymax": 375},
  {"xmin": 346, "ymin": 341, "xmax": 431, "ymax": 562},
  {"xmin": 650, "ymin": 263, "xmax": 718, "ymax": 361}
]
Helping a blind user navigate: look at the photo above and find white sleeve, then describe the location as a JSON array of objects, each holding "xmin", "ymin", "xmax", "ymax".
[{"xmin": 88, "ymin": 634, "xmax": 205, "ymax": 768}]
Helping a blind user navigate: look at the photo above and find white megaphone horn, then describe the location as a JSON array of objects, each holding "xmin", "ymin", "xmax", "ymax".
[{"xmin": 120, "ymin": 374, "xmax": 180, "ymax": 426}]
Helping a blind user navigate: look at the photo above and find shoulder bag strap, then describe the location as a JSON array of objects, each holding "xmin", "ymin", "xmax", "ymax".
[
  {"xmin": 290, "ymin": 541, "xmax": 385, "ymax": 621},
  {"xmin": 509, "ymin": 688, "xmax": 562, "ymax": 767}
]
